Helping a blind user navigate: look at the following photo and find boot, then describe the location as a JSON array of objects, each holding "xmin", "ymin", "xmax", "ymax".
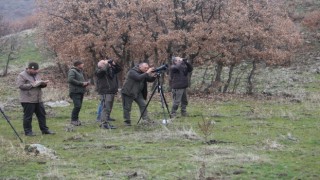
[{"xmin": 171, "ymin": 105, "xmax": 178, "ymax": 118}]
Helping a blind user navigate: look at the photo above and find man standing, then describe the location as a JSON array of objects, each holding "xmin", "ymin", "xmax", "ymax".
[
  {"xmin": 121, "ymin": 62, "xmax": 155, "ymax": 126},
  {"xmin": 68, "ymin": 60, "xmax": 89, "ymax": 126},
  {"xmin": 17, "ymin": 62, "xmax": 55, "ymax": 136},
  {"xmin": 169, "ymin": 56, "xmax": 193, "ymax": 117},
  {"xmin": 95, "ymin": 59, "xmax": 122, "ymax": 129}
]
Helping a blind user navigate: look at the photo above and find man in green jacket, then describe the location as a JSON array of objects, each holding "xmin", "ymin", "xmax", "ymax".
[
  {"xmin": 121, "ymin": 62, "xmax": 155, "ymax": 126},
  {"xmin": 67, "ymin": 61, "xmax": 89, "ymax": 126}
]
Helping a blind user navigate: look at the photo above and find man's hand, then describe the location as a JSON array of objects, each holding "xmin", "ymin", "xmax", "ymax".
[
  {"xmin": 83, "ymin": 82, "xmax": 90, "ymax": 87},
  {"xmin": 32, "ymin": 80, "xmax": 49, "ymax": 87},
  {"xmin": 146, "ymin": 67, "xmax": 155, "ymax": 74}
]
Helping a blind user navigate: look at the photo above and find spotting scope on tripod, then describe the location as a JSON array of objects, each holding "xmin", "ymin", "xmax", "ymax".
[{"xmin": 137, "ymin": 64, "xmax": 171, "ymax": 124}]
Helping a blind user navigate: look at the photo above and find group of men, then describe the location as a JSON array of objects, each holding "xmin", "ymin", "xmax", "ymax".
[{"xmin": 17, "ymin": 56, "xmax": 193, "ymax": 136}]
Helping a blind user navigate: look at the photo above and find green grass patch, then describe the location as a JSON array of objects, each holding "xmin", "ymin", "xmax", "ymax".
[{"xmin": 0, "ymin": 95, "xmax": 319, "ymax": 179}]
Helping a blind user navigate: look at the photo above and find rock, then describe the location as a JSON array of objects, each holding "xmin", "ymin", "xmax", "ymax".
[
  {"xmin": 25, "ymin": 144, "xmax": 57, "ymax": 159},
  {"xmin": 45, "ymin": 101, "xmax": 70, "ymax": 107}
]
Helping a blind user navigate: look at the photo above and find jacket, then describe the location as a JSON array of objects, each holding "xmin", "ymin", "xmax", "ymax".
[
  {"xmin": 16, "ymin": 70, "xmax": 45, "ymax": 103},
  {"xmin": 121, "ymin": 65, "xmax": 156, "ymax": 100},
  {"xmin": 95, "ymin": 63, "xmax": 122, "ymax": 94},
  {"xmin": 169, "ymin": 61, "xmax": 193, "ymax": 89},
  {"xmin": 67, "ymin": 67, "xmax": 86, "ymax": 94}
]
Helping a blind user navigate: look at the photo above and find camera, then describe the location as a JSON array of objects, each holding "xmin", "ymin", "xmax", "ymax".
[{"xmin": 152, "ymin": 64, "xmax": 168, "ymax": 73}]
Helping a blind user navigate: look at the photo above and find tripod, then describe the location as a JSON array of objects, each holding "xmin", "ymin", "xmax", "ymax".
[
  {"xmin": 0, "ymin": 107, "xmax": 23, "ymax": 143},
  {"xmin": 137, "ymin": 72, "xmax": 171, "ymax": 124}
]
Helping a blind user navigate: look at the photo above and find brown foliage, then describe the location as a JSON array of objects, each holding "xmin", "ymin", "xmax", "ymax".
[
  {"xmin": 302, "ymin": 10, "xmax": 320, "ymax": 31},
  {"xmin": 36, "ymin": 0, "xmax": 301, "ymax": 92}
]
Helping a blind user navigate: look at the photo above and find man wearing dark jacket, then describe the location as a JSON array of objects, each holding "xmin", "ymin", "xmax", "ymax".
[
  {"xmin": 16, "ymin": 62, "xmax": 55, "ymax": 136},
  {"xmin": 121, "ymin": 63, "xmax": 155, "ymax": 126},
  {"xmin": 169, "ymin": 56, "xmax": 193, "ymax": 117},
  {"xmin": 95, "ymin": 59, "xmax": 122, "ymax": 129},
  {"xmin": 67, "ymin": 61, "xmax": 89, "ymax": 126}
]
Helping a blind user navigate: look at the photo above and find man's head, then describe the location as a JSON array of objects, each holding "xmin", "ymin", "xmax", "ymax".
[
  {"xmin": 138, "ymin": 62, "xmax": 150, "ymax": 73},
  {"xmin": 97, "ymin": 60, "xmax": 106, "ymax": 68},
  {"xmin": 74, "ymin": 60, "xmax": 84, "ymax": 70},
  {"xmin": 27, "ymin": 62, "xmax": 39, "ymax": 75},
  {"xmin": 172, "ymin": 56, "xmax": 183, "ymax": 65}
]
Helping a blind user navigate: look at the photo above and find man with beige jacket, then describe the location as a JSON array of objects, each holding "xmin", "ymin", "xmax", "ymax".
[{"xmin": 16, "ymin": 62, "xmax": 55, "ymax": 136}]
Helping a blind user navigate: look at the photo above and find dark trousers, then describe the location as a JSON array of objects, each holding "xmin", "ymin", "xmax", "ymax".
[
  {"xmin": 122, "ymin": 93, "xmax": 148, "ymax": 122},
  {"xmin": 69, "ymin": 93, "xmax": 84, "ymax": 121},
  {"xmin": 21, "ymin": 102, "xmax": 48, "ymax": 133}
]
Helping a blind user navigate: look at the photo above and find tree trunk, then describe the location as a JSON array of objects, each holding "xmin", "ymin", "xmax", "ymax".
[
  {"xmin": 201, "ymin": 66, "xmax": 209, "ymax": 85},
  {"xmin": 2, "ymin": 52, "xmax": 12, "ymax": 76},
  {"xmin": 213, "ymin": 62, "xmax": 223, "ymax": 92},
  {"xmin": 223, "ymin": 64, "xmax": 235, "ymax": 93},
  {"xmin": 247, "ymin": 61, "xmax": 257, "ymax": 95},
  {"xmin": 57, "ymin": 62, "xmax": 68, "ymax": 78}
]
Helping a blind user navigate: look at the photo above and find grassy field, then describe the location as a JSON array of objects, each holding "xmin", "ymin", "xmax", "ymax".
[
  {"xmin": 1, "ymin": 26, "xmax": 320, "ymax": 179},
  {"xmin": 0, "ymin": 90, "xmax": 319, "ymax": 179}
]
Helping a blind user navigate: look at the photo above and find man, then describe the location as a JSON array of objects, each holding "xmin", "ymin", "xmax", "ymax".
[
  {"xmin": 169, "ymin": 56, "xmax": 193, "ymax": 117},
  {"xmin": 121, "ymin": 62, "xmax": 155, "ymax": 126},
  {"xmin": 16, "ymin": 62, "xmax": 55, "ymax": 136},
  {"xmin": 67, "ymin": 60, "xmax": 89, "ymax": 126},
  {"xmin": 95, "ymin": 59, "xmax": 122, "ymax": 129}
]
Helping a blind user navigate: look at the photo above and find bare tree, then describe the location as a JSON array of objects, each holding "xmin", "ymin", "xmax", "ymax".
[{"xmin": 0, "ymin": 36, "xmax": 19, "ymax": 76}]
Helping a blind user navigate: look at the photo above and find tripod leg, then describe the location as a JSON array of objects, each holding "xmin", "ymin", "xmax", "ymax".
[
  {"xmin": 137, "ymin": 85, "xmax": 157, "ymax": 124},
  {"xmin": 159, "ymin": 88, "xmax": 172, "ymax": 119},
  {"xmin": 0, "ymin": 108, "xmax": 23, "ymax": 143}
]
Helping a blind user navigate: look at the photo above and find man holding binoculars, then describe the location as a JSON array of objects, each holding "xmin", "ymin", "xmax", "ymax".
[
  {"xmin": 95, "ymin": 59, "xmax": 122, "ymax": 129},
  {"xmin": 169, "ymin": 56, "xmax": 193, "ymax": 118}
]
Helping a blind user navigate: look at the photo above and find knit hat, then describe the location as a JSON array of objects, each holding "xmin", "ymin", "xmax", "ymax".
[
  {"xmin": 73, "ymin": 60, "xmax": 84, "ymax": 67},
  {"xmin": 28, "ymin": 62, "xmax": 39, "ymax": 70}
]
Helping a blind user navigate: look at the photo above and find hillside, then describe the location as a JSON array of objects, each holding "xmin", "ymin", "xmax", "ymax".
[{"xmin": 0, "ymin": 0, "xmax": 35, "ymax": 20}]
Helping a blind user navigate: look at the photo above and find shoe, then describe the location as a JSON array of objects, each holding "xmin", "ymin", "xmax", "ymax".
[
  {"xmin": 25, "ymin": 132, "xmax": 36, "ymax": 136},
  {"xmin": 70, "ymin": 120, "xmax": 81, "ymax": 126},
  {"xmin": 124, "ymin": 120, "xmax": 132, "ymax": 126},
  {"xmin": 181, "ymin": 112, "xmax": 188, "ymax": 117},
  {"xmin": 170, "ymin": 113, "xmax": 177, "ymax": 118},
  {"xmin": 107, "ymin": 117, "xmax": 116, "ymax": 121},
  {"xmin": 100, "ymin": 123, "xmax": 117, "ymax": 129},
  {"xmin": 42, "ymin": 130, "xmax": 56, "ymax": 135}
]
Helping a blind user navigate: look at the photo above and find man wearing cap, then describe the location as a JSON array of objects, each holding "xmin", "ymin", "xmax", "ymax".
[
  {"xmin": 16, "ymin": 62, "xmax": 55, "ymax": 136},
  {"xmin": 67, "ymin": 60, "xmax": 89, "ymax": 126}
]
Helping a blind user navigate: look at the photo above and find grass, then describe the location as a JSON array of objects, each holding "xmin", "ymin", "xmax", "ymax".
[{"xmin": 0, "ymin": 93, "xmax": 319, "ymax": 179}]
